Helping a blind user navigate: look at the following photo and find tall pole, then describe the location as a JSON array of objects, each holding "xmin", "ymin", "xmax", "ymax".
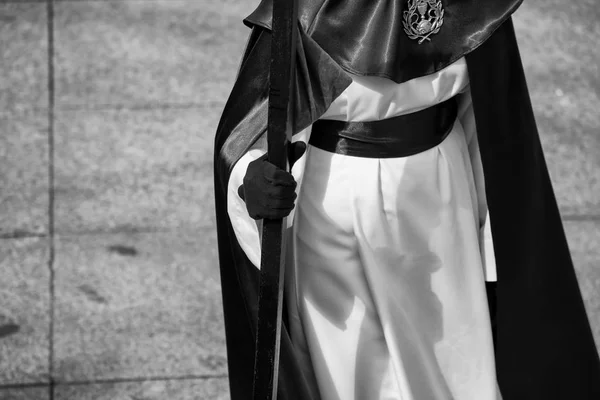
[{"xmin": 252, "ymin": 1, "xmax": 299, "ymax": 399}]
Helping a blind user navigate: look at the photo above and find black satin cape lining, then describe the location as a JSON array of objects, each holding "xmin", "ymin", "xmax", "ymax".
[{"xmin": 215, "ymin": 25, "xmax": 352, "ymax": 192}]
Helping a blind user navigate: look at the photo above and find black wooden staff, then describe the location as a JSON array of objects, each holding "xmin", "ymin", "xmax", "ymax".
[{"xmin": 252, "ymin": 0, "xmax": 299, "ymax": 399}]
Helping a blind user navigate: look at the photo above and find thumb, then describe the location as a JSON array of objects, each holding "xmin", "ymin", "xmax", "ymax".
[
  {"xmin": 237, "ymin": 184, "xmax": 245, "ymax": 201},
  {"xmin": 288, "ymin": 141, "xmax": 307, "ymax": 168}
]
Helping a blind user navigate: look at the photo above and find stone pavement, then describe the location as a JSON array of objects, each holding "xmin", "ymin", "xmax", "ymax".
[{"xmin": 0, "ymin": 0, "xmax": 598, "ymax": 399}]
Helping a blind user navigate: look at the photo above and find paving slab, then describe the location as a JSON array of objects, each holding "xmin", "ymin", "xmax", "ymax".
[
  {"xmin": 54, "ymin": 377, "xmax": 228, "ymax": 400},
  {"xmin": 0, "ymin": 3, "xmax": 48, "ymax": 113},
  {"xmin": 54, "ymin": 108, "xmax": 216, "ymax": 233},
  {"xmin": 53, "ymin": 229, "xmax": 226, "ymax": 381},
  {"xmin": 0, "ymin": 387, "xmax": 49, "ymax": 400},
  {"xmin": 514, "ymin": 4, "xmax": 600, "ymax": 216},
  {"xmin": 565, "ymin": 220, "xmax": 600, "ymax": 351},
  {"xmin": 54, "ymin": 0, "xmax": 255, "ymax": 109},
  {"xmin": 0, "ymin": 238, "xmax": 50, "ymax": 384},
  {"xmin": 0, "ymin": 113, "xmax": 49, "ymax": 238}
]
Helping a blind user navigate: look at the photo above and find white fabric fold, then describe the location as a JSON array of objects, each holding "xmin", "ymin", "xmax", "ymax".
[{"xmin": 293, "ymin": 129, "xmax": 500, "ymax": 399}]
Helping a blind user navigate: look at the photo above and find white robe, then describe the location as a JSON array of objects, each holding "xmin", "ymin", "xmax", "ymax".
[{"xmin": 227, "ymin": 57, "xmax": 500, "ymax": 400}]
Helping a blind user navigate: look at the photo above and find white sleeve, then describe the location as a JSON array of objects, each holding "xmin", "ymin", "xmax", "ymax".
[
  {"xmin": 457, "ymin": 88, "xmax": 497, "ymax": 282},
  {"xmin": 226, "ymin": 127, "xmax": 312, "ymax": 269}
]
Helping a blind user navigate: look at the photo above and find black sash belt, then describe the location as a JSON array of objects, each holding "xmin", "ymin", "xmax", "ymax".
[{"xmin": 308, "ymin": 98, "xmax": 458, "ymax": 158}]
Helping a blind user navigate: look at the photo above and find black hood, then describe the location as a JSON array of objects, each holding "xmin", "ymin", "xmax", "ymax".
[{"xmin": 245, "ymin": 0, "xmax": 523, "ymax": 83}]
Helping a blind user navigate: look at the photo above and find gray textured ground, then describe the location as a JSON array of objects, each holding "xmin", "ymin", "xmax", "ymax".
[{"xmin": 0, "ymin": 0, "xmax": 598, "ymax": 399}]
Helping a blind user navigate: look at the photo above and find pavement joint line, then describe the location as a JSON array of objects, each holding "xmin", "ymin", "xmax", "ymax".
[
  {"xmin": 46, "ymin": 1, "xmax": 57, "ymax": 399},
  {"xmin": 53, "ymin": 373, "xmax": 229, "ymax": 387},
  {"xmin": 0, "ymin": 102, "xmax": 226, "ymax": 115},
  {"xmin": 0, "ymin": 382, "xmax": 50, "ymax": 390},
  {"xmin": 54, "ymin": 0, "xmax": 202, "ymax": 2},
  {"xmin": 0, "ymin": 0, "xmax": 188, "ymax": 3},
  {"xmin": 0, "ymin": 226, "xmax": 217, "ymax": 241},
  {"xmin": 0, "ymin": 0, "xmax": 47, "ymax": 3},
  {"xmin": 54, "ymin": 227, "xmax": 180, "ymax": 236},
  {"xmin": 562, "ymin": 214, "xmax": 600, "ymax": 222},
  {"xmin": 52, "ymin": 227, "xmax": 197, "ymax": 237},
  {"xmin": 0, "ymin": 232, "xmax": 47, "ymax": 240},
  {"xmin": 56, "ymin": 102, "xmax": 227, "ymax": 112},
  {"xmin": 0, "ymin": 374, "xmax": 229, "ymax": 391}
]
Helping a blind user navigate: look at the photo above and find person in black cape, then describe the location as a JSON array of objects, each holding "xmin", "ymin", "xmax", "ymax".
[{"xmin": 214, "ymin": 0, "xmax": 600, "ymax": 398}]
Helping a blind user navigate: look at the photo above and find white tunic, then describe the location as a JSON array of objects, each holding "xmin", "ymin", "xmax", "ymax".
[{"xmin": 227, "ymin": 57, "xmax": 500, "ymax": 400}]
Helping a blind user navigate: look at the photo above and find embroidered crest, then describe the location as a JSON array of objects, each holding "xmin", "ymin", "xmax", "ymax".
[{"xmin": 403, "ymin": 0, "xmax": 444, "ymax": 44}]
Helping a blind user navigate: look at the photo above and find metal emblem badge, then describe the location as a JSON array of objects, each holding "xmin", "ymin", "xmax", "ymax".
[{"xmin": 403, "ymin": 0, "xmax": 444, "ymax": 44}]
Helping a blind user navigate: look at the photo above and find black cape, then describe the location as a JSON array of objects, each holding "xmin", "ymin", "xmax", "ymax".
[{"xmin": 214, "ymin": 1, "xmax": 600, "ymax": 398}]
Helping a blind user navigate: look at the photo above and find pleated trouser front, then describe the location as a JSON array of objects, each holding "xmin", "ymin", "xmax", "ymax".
[{"xmin": 291, "ymin": 122, "xmax": 501, "ymax": 400}]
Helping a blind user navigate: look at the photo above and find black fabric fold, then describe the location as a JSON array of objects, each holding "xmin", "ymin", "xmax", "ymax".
[
  {"xmin": 466, "ymin": 19, "xmax": 600, "ymax": 399},
  {"xmin": 215, "ymin": 26, "xmax": 351, "ymax": 191}
]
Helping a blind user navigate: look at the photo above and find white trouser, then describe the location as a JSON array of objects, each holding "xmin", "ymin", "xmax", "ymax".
[{"xmin": 291, "ymin": 123, "xmax": 501, "ymax": 400}]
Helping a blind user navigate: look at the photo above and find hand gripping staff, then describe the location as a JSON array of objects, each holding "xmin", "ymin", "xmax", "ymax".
[{"xmin": 252, "ymin": 0, "xmax": 299, "ymax": 399}]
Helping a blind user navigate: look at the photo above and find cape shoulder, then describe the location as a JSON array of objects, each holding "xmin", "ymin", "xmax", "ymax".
[
  {"xmin": 214, "ymin": 26, "xmax": 352, "ymax": 192},
  {"xmin": 244, "ymin": 0, "xmax": 523, "ymax": 84}
]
